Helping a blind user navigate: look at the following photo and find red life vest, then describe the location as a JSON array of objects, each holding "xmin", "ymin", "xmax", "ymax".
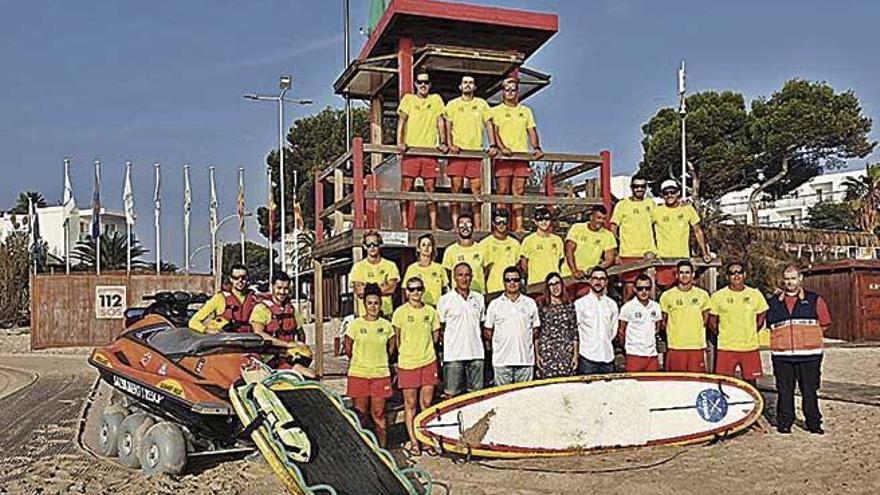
[
  {"xmin": 220, "ymin": 290, "xmax": 258, "ymax": 333},
  {"xmin": 262, "ymin": 299, "xmax": 300, "ymax": 342}
]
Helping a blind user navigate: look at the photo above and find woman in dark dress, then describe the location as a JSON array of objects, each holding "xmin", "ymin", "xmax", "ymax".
[{"xmin": 534, "ymin": 272, "xmax": 579, "ymax": 378}]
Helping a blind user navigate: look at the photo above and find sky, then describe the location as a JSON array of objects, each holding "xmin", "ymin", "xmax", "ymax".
[{"xmin": 2, "ymin": 0, "xmax": 879, "ymax": 270}]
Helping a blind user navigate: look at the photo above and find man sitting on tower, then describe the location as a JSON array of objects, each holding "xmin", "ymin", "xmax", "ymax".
[
  {"xmin": 397, "ymin": 70, "xmax": 447, "ymax": 230},
  {"xmin": 446, "ymin": 75, "xmax": 497, "ymax": 230},
  {"xmin": 491, "ymin": 77, "xmax": 544, "ymax": 231}
]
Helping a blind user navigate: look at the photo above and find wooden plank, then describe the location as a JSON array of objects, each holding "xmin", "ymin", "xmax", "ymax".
[
  {"xmin": 365, "ymin": 190, "xmax": 602, "ymax": 206},
  {"xmin": 333, "ymin": 168, "xmax": 344, "ymax": 233},
  {"xmin": 312, "ymin": 230, "xmax": 358, "ymax": 259},
  {"xmin": 321, "ymin": 196, "xmax": 354, "ymax": 220},
  {"xmin": 552, "ymin": 162, "xmax": 602, "ymax": 184},
  {"xmin": 317, "ymin": 149, "xmax": 354, "ymax": 182},
  {"xmin": 314, "ymin": 260, "xmax": 325, "ymax": 378}
]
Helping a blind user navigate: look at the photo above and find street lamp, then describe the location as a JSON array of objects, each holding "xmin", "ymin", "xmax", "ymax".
[
  {"xmin": 195, "ymin": 212, "xmax": 255, "ymax": 277},
  {"xmin": 242, "ymin": 74, "xmax": 313, "ymax": 279}
]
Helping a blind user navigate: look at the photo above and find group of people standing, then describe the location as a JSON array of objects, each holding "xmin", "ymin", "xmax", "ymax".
[{"xmin": 343, "ymin": 175, "xmax": 832, "ymax": 454}]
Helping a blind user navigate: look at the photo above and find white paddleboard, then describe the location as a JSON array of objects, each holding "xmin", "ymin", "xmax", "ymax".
[{"xmin": 414, "ymin": 373, "xmax": 763, "ymax": 458}]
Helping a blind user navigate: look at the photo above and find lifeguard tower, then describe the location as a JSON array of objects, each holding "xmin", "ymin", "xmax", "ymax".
[{"xmin": 309, "ymin": 0, "xmax": 616, "ymax": 373}]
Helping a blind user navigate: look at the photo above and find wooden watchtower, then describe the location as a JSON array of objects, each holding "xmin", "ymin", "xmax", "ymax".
[{"xmin": 311, "ymin": 0, "xmax": 614, "ymax": 374}]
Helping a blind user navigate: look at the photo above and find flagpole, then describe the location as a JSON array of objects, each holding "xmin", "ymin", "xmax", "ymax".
[
  {"xmin": 293, "ymin": 168, "xmax": 299, "ymax": 308},
  {"xmin": 678, "ymin": 59, "xmax": 688, "ymax": 201},
  {"xmin": 266, "ymin": 165, "xmax": 274, "ymax": 283},
  {"xmin": 154, "ymin": 163, "xmax": 161, "ymax": 275},
  {"xmin": 63, "ymin": 157, "xmax": 71, "ymax": 275},
  {"xmin": 209, "ymin": 166, "xmax": 217, "ymax": 279},
  {"xmin": 239, "ymin": 166, "xmax": 246, "ymax": 264},
  {"xmin": 95, "ymin": 159, "xmax": 102, "ymax": 275},
  {"xmin": 125, "ymin": 162, "xmax": 131, "ymax": 274},
  {"xmin": 184, "ymin": 164, "xmax": 191, "ymax": 275},
  {"xmin": 28, "ymin": 197, "xmax": 36, "ymax": 275}
]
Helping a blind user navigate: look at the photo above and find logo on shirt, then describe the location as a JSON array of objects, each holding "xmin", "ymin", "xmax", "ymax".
[
  {"xmin": 743, "ymin": 296, "xmax": 751, "ymax": 303},
  {"xmin": 691, "ymin": 297, "xmax": 700, "ymax": 305},
  {"xmin": 407, "ymin": 315, "xmax": 415, "ymax": 323},
  {"xmin": 422, "ymin": 314, "xmax": 431, "ymax": 323}
]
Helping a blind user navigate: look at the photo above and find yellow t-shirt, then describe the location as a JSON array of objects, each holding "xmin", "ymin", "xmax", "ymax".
[
  {"xmin": 479, "ymin": 235, "xmax": 522, "ymax": 293},
  {"xmin": 709, "ymin": 286, "xmax": 769, "ymax": 352},
  {"xmin": 659, "ymin": 286, "xmax": 711, "ymax": 350},
  {"xmin": 561, "ymin": 223, "xmax": 616, "ymax": 276},
  {"xmin": 520, "ymin": 232, "xmax": 563, "ymax": 286},
  {"xmin": 391, "ymin": 303, "xmax": 440, "ymax": 369},
  {"xmin": 349, "ymin": 257, "xmax": 400, "ymax": 316},
  {"xmin": 441, "ymin": 242, "xmax": 486, "ymax": 293},
  {"xmin": 346, "ymin": 317, "xmax": 394, "ymax": 378},
  {"xmin": 445, "ymin": 96, "xmax": 491, "ymax": 150},
  {"xmin": 402, "ymin": 261, "xmax": 448, "ymax": 306},
  {"xmin": 652, "ymin": 204, "xmax": 700, "ymax": 258},
  {"xmin": 611, "ymin": 198, "xmax": 657, "ymax": 257},
  {"xmin": 399, "ymin": 93, "xmax": 445, "ymax": 148},
  {"xmin": 490, "ymin": 103, "xmax": 536, "ymax": 153}
]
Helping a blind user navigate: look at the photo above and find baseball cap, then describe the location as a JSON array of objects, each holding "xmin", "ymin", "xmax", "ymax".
[{"xmin": 660, "ymin": 179, "xmax": 680, "ymax": 191}]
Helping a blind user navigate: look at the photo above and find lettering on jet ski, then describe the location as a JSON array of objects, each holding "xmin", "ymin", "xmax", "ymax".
[{"xmin": 112, "ymin": 376, "xmax": 164, "ymax": 405}]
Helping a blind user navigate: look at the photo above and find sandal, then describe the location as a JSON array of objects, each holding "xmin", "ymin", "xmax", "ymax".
[
  {"xmin": 404, "ymin": 442, "xmax": 422, "ymax": 457},
  {"xmin": 422, "ymin": 445, "xmax": 438, "ymax": 456}
]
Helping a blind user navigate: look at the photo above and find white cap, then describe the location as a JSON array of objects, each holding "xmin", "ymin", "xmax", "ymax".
[{"xmin": 660, "ymin": 179, "xmax": 680, "ymax": 191}]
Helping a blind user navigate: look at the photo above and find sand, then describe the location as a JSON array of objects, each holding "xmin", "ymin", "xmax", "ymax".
[{"xmin": 1, "ymin": 329, "xmax": 879, "ymax": 495}]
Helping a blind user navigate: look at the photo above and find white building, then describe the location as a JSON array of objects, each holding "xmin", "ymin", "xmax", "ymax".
[
  {"xmin": 0, "ymin": 205, "xmax": 127, "ymax": 259},
  {"xmin": 718, "ymin": 169, "xmax": 864, "ymax": 226}
]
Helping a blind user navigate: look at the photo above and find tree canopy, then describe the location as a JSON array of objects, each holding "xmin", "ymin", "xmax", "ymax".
[
  {"xmin": 10, "ymin": 191, "xmax": 47, "ymax": 214},
  {"xmin": 640, "ymin": 79, "xmax": 875, "ymax": 219},
  {"xmin": 72, "ymin": 231, "xmax": 148, "ymax": 271}
]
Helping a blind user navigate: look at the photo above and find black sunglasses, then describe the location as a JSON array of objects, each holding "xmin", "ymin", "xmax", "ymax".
[
  {"xmin": 230, "ymin": 274, "xmax": 247, "ymax": 281},
  {"xmin": 635, "ymin": 286, "xmax": 652, "ymax": 292},
  {"xmin": 535, "ymin": 216, "xmax": 551, "ymax": 221},
  {"xmin": 728, "ymin": 270, "xmax": 744, "ymax": 276},
  {"xmin": 631, "ymin": 184, "xmax": 647, "ymax": 189},
  {"xmin": 504, "ymin": 277, "xmax": 521, "ymax": 283},
  {"xmin": 407, "ymin": 286, "xmax": 425, "ymax": 292},
  {"xmin": 416, "ymin": 80, "xmax": 431, "ymax": 85},
  {"xmin": 494, "ymin": 218, "xmax": 509, "ymax": 225},
  {"xmin": 364, "ymin": 241, "xmax": 381, "ymax": 248},
  {"xmin": 662, "ymin": 190, "xmax": 679, "ymax": 196}
]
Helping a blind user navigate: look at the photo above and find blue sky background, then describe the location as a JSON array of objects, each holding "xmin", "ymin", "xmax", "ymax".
[{"xmin": 2, "ymin": 0, "xmax": 878, "ymax": 269}]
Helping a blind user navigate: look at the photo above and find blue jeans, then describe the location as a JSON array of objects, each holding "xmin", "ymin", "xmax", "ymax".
[
  {"xmin": 443, "ymin": 360, "xmax": 485, "ymax": 396},
  {"xmin": 578, "ymin": 356, "xmax": 615, "ymax": 375},
  {"xmin": 493, "ymin": 365, "xmax": 534, "ymax": 386}
]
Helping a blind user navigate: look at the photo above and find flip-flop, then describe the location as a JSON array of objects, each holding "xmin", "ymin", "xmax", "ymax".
[
  {"xmin": 404, "ymin": 442, "xmax": 422, "ymax": 457},
  {"xmin": 422, "ymin": 445, "xmax": 438, "ymax": 456}
]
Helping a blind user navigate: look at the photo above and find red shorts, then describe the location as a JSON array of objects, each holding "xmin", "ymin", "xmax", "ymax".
[
  {"xmin": 625, "ymin": 355, "xmax": 660, "ymax": 372},
  {"xmin": 665, "ymin": 349, "xmax": 706, "ymax": 373},
  {"xmin": 401, "ymin": 157, "xmax": 439, "ymax": 179},
  {"xmin": 715, "ymin": 350, "xmax": 763, "ymax": 379},
  {"xmin": 346, "ymin": 375, "xmax": 393, "ymax": 399},
  {"xmin": 447, "ymin": 158, "xmax": 482, "ymax": 179},
  {"xmin": 397, "ymin": 360, "xmax": 440, "ymax": 389},
  {"xmin": 494, "ymin": 159, "xmax": 531, "ymax": 178},
  {"xmin": 655, "ymin": 266, "xmax": 677, "ymax": 287},
  {"xmin": 618, "ymin": 256, "xmax": 645, "ymax": 283}
]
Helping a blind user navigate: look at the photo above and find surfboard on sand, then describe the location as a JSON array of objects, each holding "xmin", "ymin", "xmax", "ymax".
[
  {"xmin": 230, "ymin": 370, "xmax": 432, "ymax": 495},
  {"xmin": 413, "ymin": 372, "xmax": 763, "ymax": 459}
]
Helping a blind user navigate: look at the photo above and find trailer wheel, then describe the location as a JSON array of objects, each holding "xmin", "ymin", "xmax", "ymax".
[
  {"xmin": 139, "ymin": 422, "xmax": 187, "ymax": 476},
  {"xmin": 96, "ymin": 405, "xmax": 128, "ymax": 457},
  {"xmin": 117, "ymin": 413, "xmax": 155, "ymax": 468}
]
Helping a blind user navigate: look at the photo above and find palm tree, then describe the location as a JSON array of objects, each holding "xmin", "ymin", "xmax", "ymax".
[
  {"xmin": 843, "ymin": 163, "xmax": 880, "ymax": 233},
  {"xmin": 72, "ymin": 231, "xmax": 149, "ymax": 271},
  {"xmin": 10, "ymin": 191, "xmax": 48, "ymax": 214}
]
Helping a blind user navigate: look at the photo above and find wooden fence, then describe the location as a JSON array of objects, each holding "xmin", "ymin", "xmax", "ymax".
[{"xmin": 30, "ymin": 273, "xmax": 214, "ymax": 349}]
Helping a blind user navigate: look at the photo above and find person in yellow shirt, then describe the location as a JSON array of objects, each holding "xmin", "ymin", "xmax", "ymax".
[
  {"xmin": 402, "ymin": 233, "xmax": 448, "ymax": 306},
  {"xmin": 441, "ymin": 214, "xmax": 486, "ymax": 293},
  {"xmin": 563, "ymin": 206, "xmax": 617, "ymax": 279},
  {"xmin": 491, "ymin": 77, "xmax": 544, "ymax": 232},
  {"xmin": 188, "ymin": 263, "xmax": 258, "ymax": 333},
  {"xmin": 446, "ymin": 75, "xmax": 497, "ymax": 231},
  {"xmin": 652, "ymin": 179, "xmax": 711, "ymax": 287},
  {"xmin": 350, "ymin": 231, "xmax": 399, "ymax": 317},
  {"xmin": 610, "ymin": 177, "xmax": 656, "ymax": 300},
  {"xmin": 479, "ymin": 209, "xmax": 522, "ymax": 293},
  {"xmin": 344, "ymin": 283, "xmax": 396, "ymax": 447},
  {"xmin": 520, "ymin": 207, "xmax": 563, "ymax": 286},
  {"xmin": 392, "ymin": 277, "xmax": 441, "ymax": 456},
  {"xmin": 659, "ymin": 261, "xmax": 711, "ymax": 372},
  {"xmin": 249, "ymin": 272, "xmax": 305, "ymax": 346},
  {"xmin": 397, "ymin": 71, "xmax": 447, "ymax": 230},
  {"xmin": 708, "ymin": 262, "xmax": 769, "ymax": 385}
]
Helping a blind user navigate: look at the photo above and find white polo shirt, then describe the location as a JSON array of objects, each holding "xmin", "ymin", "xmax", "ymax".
[
  {"xmin": 436, "ymin": 289, "xmax": 485, "ymax": 362},
  {"xmin": 619, "ymin": 299, "xmax": 662, "ymax": 357},
  {"xmin": 574, "ymin": 291, "xmax": 619, "ymax": 362},
  {"xmin": 484, "ymin": 293, "xmax": 540, "ymax": 367}
]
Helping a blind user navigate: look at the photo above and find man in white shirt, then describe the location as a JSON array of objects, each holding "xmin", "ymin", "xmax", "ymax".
[
  {"xmin": 618, "ymin": 274, "xmax": 664, "ymax": 372},
  {"xmin": 483, "ymin": 266, "xmax": 540, "ymax": 385},
  {"xmin": 574, "ymin": 266, "xmax": 620, "ymax": 375},
  {"xmin": 437, "ymin": 262, "xmax": 486, "ymax": 397}
]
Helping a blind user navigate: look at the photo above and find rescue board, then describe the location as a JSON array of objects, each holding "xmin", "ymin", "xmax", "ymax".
[
  {"xmin": 414, "ymin": 372, "xmax": 763, "ymax": 458},
  {"xmin": 230, "ymin": 370, "xmax": 432, "ymax": 495}
]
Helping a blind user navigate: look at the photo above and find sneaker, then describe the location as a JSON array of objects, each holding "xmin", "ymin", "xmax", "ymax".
[
  {"xmin": 807, "ymin": 426, "xmax": 825, "ymax": 435},
  {"xmin": 776, "ymin": 425, "xmax": 792, "ymax": 434}
]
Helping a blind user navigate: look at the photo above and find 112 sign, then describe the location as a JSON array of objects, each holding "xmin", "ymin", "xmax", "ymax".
[{"xmin": 95, "ymin": 286, "xmax": 127, "ymax": 319}]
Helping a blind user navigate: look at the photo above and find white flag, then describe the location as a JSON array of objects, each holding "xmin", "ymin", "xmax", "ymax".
[
  {"xmin": 184, "ymin": 164, "xmax": 192, "ymax": 230},
  {"xmin": 209, "ymin": 166, "xmax": 218, "ymax": 232},
  {"xmin": 123, "ymin": 162, "xmax": 136, "ymax": 225},
  {"xmin": 62, "ymin": 157, "xmax": 75, "ymax": 217},
  {"xmin": 154, "ymin": 163, "xmax": 161, "ymax": 226}
]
